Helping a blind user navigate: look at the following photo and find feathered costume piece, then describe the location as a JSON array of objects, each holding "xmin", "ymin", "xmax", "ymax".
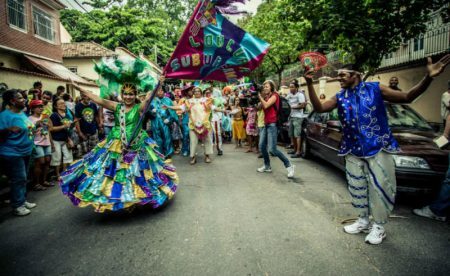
[
  {"xmin": 60, "ymin": 56, "xmax": 178, "ymax": 213},
  {"xmin": 95, "ymin": 56, "xmax": 157, "ymax": 99}
]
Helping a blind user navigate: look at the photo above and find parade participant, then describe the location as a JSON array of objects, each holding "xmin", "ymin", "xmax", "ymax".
[
  {"xmin": 257, "ymin": 80, "xmax": 295, "ymax": 178},
  {"xmin": 75, "ymin": 93, "xmax": 101, "ymax": 155},
  {"xmin": 256, "ymin": 101, "xmax": 265, "ymax": 158},
  {"xmin": 32, "ymin": 81, "xmax": 43, "ymax": 99},
  {"xmin": 172, "ymin": 90, "xmax": 183, "ymax": 154},
  {"xmin": 49, "ymin": 98, "xmax": 74, "ymax": 179},
  {"xmin": 41, "ymin": 91, "xmax": 53, "ymax": 117},
  {"xmin": 244, "ymin": 104, "xmax": 258, "ymax": 153},
  {"xmin": 179, "ymin": 85, "xmax": 194, "ymax": 157},
  {"xmin": 28, "ymin": 100, "xmax": 54, "ymax": 191},
  {"xmin": 149, "ymin": 85, "xmax": 178, "ymax": 158},
  {"xmin": 413, "ymin": 154, "xmax": 449, "ymax": 222},
  {"xmin": 222, "ymin": 86, "xmax": 233, "ymax": 143},
  {"xmin": 441, "ymin": 80, "xmax": 450, "ymax": 127},
  {"xmin": 0, "ymin": 89, "xmax": 37, "ymax": 216},
  {"xmin": 206, "ymin": 87, "xmax": 227, "ymax": 156},
  {"xmin": 165, "ymin": 87, "xmax": 214, "ymax": 165},
  {"xmin": 100, "ymin": 96, "xmax": 116, "ymax": 136},
  {"xmin": 53, "ymin": 85, "xmax": 65, "ymax": 101},
  {"xmin": 303, "ymin": 55, "xmax": 450, "ymax": 245},
  {"xmin": 61, "ymin": 75, "xmax": 178, "ymax": 212},
  {"xmin": 230, "ymin": 98, "xmax": 246, "ymax": 148},
  {"xmin": 388, "ymin": 76, "xmax": 402, "ymax": 91},
  {"xmin": 286, "ymin": 79, "xmax": 307, "ymax": 158}
]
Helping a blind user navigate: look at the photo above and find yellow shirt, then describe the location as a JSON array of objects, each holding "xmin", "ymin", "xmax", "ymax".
[
  {"xmin": 42, "ymin": 103, "xmax": 52, "ymax": 117},
  {"xmin": 257, "ymin": 109, "xmax": 265, "ymax": 128}
]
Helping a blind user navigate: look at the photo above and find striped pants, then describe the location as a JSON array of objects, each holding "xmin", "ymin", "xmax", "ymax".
[
  {"xmin": 345, "ymin": 151, "xmax": 396, "ymax": 224},
  {"xmin": 212, "ymin": 120, "xmax": 223, "ymax": 151}
]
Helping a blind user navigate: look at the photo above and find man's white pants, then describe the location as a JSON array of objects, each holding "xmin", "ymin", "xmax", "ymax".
[
  {"xmin": 345, "ymin": 151, "xmax": 396, "ymax": 224},
  {"xmin": 189, "ymin": 130, "xmax": 213, "ymax": 158}
]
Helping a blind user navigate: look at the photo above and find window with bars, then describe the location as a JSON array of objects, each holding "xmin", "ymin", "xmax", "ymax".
[
  {"xmin": 33, "ymin": 7, "xmax": 55, "ymax": 42},
  {"xmin": 7, "ymin": 0, "xmax": 26, "ymax": 30}
]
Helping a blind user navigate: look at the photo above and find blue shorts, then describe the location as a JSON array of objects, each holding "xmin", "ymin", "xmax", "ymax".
[{"xmin": 34, "ymin": 145, "xmax": 52, "ymax": 159}]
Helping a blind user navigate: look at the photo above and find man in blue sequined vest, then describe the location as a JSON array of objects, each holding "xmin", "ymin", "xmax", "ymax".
[{"xmin": 304, "ymin": 55, "xmax": 450, "ymax": 245}]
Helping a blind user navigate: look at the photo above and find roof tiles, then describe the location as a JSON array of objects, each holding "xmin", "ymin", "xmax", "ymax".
[{"xmin": 62, "ymin": 42, "xmax": 116, "ymax": 58}]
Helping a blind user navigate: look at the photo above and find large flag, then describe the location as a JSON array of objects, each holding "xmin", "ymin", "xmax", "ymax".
[{"xmin": 164, "ymin": 0, "xmax": 270, "ymax": 82}]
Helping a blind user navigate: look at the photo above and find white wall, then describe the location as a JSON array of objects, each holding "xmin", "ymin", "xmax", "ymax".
[{"xmin": 63, "ymin": 58, "xmax": 99, "ymax": 81}]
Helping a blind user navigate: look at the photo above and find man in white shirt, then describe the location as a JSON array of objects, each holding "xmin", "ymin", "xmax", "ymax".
[
  {"xmin": 286, "ymin": 80, "xmax": 307, "ymax": 158},
  {"xmin": 441, "ymin": 81, "xmax": 450, "ymax": 128}
]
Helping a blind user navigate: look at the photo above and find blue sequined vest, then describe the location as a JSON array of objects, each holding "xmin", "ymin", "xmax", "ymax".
[{"xmin": 336, "ymin": 82, "xmax": 399, "ymax": 157}]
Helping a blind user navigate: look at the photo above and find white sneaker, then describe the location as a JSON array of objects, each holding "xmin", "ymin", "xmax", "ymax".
[
  {"xmin": 257, "ymin": 166, "xmax": 272, "ymax": 173},
  {"xmin": 24, "ymin": 201, "xmax": 37, "ymax": 209},
  {"xmin": 343, "ymin": 217, "xmax": 370, "ymax": 234},
  {"xmin": 14, "ymin": 206, "xmax": 31, "ymax": 216},
  {"xmin": 287, "ymin": 165, "xmax": 295, "ymax": 178},
  {"xmin": 413, "ymin": 206, "xmax": 446, "ymax": 222},
  {"xmin": 365, "ymin": 224, "xmax": 386, "ymax": 245}
]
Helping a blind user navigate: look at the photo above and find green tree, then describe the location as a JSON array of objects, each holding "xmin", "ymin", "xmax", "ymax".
[
  {"xmin": 67, "ymin": 0, "xmax": 200, "ymax": 65},
  {"xmin": 60, "ymin": 7, "xmax": 174, "ymax": 65},
  {"xmin": 283, "ymin": 0, "xmax": 448, "ymax": 74},
  {"xmin": 241, "ymin": 1, "xmax": 308, "ymax": 84}
]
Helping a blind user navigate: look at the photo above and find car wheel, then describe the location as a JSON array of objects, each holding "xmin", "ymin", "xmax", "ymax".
[{"xmin": 300, "ymin": 136, "xmax": 311, "ymax": 159}]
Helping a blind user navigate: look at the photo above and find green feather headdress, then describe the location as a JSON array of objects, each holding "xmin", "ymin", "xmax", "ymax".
[{"xmin": 94, "ymin": 56, "xmax": 157, "ymax": 99}]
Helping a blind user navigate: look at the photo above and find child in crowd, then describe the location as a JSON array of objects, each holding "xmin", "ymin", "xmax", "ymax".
[
  {"xmin": 245, "ymin": 105, "xmax": 258, "ymax": 152},
  {"xmin": 28, "ymin": 100, "xmax": 54, "ymax": 191}
]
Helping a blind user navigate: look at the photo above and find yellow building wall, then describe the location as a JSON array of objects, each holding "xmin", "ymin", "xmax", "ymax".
[
  {"xmin": 63, "ymin": 58, "xmax": 100, "ymax": 81},
  {"xmin": 298, "ymin": 65, "xmax": 450, "ymax": 123}
]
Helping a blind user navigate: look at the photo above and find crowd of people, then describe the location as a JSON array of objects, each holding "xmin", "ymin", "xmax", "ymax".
[
  {"xmin": 0, "ymin": 77, "xmax": 306, "ymax": 216},
  {"xmin": 0, "ymin": 54, "xmax": 449, "ymax": 247}
]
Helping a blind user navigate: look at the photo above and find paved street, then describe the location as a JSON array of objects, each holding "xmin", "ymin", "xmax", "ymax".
[{"xmin": 0, "ymin": 144, "xmax": 449, "ymax": 276}]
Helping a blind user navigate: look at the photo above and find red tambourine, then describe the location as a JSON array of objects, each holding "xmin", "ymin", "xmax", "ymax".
[{"xmin": 299, "ymin": 52, "xmax": 328, "ymax": 71}]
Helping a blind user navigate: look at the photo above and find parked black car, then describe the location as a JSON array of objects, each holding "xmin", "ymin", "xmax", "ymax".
[{"xmin": 301, "ymin": 103, "xmax": 449, "ymax": 193}]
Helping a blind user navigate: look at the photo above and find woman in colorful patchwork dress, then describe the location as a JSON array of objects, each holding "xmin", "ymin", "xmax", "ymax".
[{"xmin": 59, "ymin": 76, "xmax": 178, "ymax": 212}]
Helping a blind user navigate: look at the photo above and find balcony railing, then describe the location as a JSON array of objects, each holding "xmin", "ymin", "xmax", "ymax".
[
  {"xmin": 276, "ymin": 15, "xmax": 449, "ymax": 85},
  {"xmin": 379, "ymin": 22, "xmax": 450, "ymax": 68}
]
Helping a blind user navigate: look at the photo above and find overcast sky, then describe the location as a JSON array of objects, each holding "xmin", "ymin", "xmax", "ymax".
[{"xmin": 245, "ymin": 0, "xmax": 263, "ymax": 14}]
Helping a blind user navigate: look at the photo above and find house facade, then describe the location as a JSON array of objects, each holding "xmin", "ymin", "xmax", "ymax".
[
  {"xmin": 0, "ymin": 0, "xmax": 97, "ymax": 94},
  {"xmin": 62, "ymin": 41, "xmax": 117, "ymax": 82}
]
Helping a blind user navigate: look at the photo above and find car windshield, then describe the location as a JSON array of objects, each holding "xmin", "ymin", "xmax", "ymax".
[{"xmin": 386, "ymin": 104, "xmax": 433, "ymax": 131}]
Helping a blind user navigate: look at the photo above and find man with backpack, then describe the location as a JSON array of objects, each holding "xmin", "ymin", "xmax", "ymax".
[{"xmin": 257, "ymin": 80, "xmax": 295, "ymax": 178}]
